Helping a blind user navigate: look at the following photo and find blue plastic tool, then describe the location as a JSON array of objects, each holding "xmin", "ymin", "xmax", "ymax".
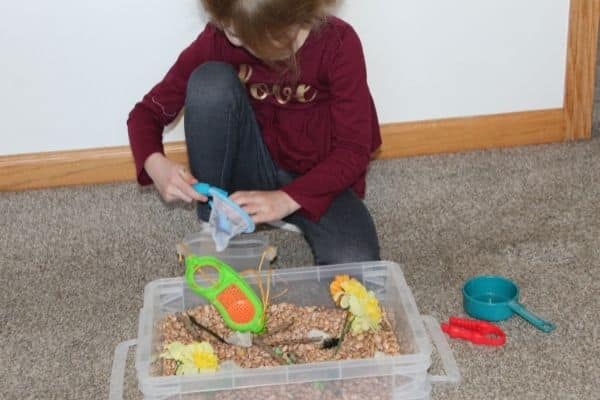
[
  {"xmin": 192, "ymin": 181, "xmax": 255, "ymax": 251},
  {"xmin": 463, "ymin": 275, "xmax": 555, "ymax": 333},
  {"xmin": 193, "ymin": 182, "xmax": 228, "ymax": 201}
]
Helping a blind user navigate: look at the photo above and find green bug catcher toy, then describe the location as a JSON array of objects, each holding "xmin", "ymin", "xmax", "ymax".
[{"xmin": 185, "ymin": 256, "xmax": 265, "ymax": 334}]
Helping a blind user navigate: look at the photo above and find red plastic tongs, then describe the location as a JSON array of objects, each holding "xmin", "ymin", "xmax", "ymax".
[{"xmin": 441, "ymin": 317, "xmax": 506, "ymax": 346}]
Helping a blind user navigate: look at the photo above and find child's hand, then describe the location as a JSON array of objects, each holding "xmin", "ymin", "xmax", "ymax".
[
  {"xmin": 229, "ymin": 190, "xmax": 300, "ymax": 224},
  {"xmin": 144, "ymin": 153, "xmax": 208, "ymax": 203}
]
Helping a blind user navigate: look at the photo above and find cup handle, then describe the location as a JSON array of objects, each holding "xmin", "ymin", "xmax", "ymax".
[{"xmin": 509, "ymin": 301, "xmax": 556, "ymax": 333}]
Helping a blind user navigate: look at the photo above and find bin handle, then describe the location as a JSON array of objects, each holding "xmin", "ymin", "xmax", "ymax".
[
  {"xmin": 109, "ymin": 339, "xmax": 137, "ymax": 400},
  {"xmin": 422, "ymin": 315, "xmax": 461, "ymax": 384}
]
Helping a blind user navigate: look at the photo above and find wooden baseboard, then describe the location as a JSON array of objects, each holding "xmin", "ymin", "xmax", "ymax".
[
  {"xmin": 376, "ymin": 108, "xmax": 565, "ymax": 159},
  {"xmin": 0, "ymin": 108, "xmax": 571, "ymax": 191},
  {"xmin": 0, "ymin": 143, "xmax": 188, "ymax": 191}
]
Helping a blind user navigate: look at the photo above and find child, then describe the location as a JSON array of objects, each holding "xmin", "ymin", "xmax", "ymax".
[{"xmin": 128, "ymin": 0, "xmax": 381, "ymax": 265}]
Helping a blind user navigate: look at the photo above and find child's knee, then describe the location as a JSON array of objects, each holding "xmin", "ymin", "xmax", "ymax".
[{"xmin": 186, "ymin": 62, "xmax": 242, "ymax": 111}]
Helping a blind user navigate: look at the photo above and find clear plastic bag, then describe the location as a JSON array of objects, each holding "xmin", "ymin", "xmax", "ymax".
[{"xmin": 209, "ymin": 191, "xmax": 254, "ymax": 251}]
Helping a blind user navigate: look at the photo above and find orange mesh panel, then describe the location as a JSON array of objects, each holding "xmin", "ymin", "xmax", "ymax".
[{"xmin": 217, "ymin": 285, "xmax": 255, "ymax": 324}]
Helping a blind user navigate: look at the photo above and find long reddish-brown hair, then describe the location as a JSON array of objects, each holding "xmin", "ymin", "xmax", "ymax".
[{"xmin": 201, "ymin": 0, "xmax": 336, "ymax": 69}]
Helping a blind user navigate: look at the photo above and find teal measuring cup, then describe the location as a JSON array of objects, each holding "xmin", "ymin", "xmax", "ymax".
[{"xmin": 463, "ymin": 275, "xmax": 556, "ymax": 333}]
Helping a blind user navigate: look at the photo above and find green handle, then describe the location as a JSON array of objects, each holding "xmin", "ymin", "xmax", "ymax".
[
  {"xmin": 185, "ymin": 256, "xmax": 265, "ymax": 333},
  {"xmin": 509, "ymin": 301, "xmax": 556, "ymax": 333}
]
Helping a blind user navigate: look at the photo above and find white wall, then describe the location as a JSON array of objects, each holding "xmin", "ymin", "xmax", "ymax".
[
  {"xmin": 0, "ymin": 0, "xmax": 570, "ymax": 156},
  {"xmin": 339, "ymin": 0, "xmax": 571, "ymax": 122}
]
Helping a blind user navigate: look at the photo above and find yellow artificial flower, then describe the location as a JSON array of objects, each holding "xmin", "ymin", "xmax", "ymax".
[
  {"xmin": 330, "ymin": 274, "xmax": 351, "ymax": 304},
  {"xmin": 340, "ymin": 278, "xmax": 369, "ymax": 299},
  {"xmin": 160, "ymin": 341, "xmax": 219, "ymax": 375},
  {"xmin": 331, "ymin": 275, "xmax": 383, "ymax": 333}
]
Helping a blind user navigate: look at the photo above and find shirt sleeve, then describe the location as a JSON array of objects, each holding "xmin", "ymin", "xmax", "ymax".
[
  {"xmin": 127, "ymin": 25, "xmax": 217, "ymax": 185},
  {"xmin": 280, "ymin": 25, "xmax": 378, "ymax": 221}
]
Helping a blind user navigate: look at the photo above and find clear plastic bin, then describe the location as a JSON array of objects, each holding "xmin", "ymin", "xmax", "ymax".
[
  {"xmin": 110, "ymin": 261, "xmax": 460, "ymax": 400},
  {"xmin": 176, "ymin": 232, "xmax": 269, "ymax": 271}
]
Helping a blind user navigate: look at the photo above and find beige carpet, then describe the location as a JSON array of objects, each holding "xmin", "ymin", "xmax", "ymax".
[{"xmin": 1, "ymin": 136, "xmax": 599, "ymax": 399}]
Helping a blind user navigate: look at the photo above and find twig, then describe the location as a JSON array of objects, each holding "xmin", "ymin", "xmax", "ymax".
[
  {"xmin": 264, "ymin": 319, "xmax": 295, "ymax": 337},
  {"xmin": 264, "ymin": 267, "xmax": 272, "ymax": 313},
  {"xmin": 177, "ymin": 314, "xmax": 205, "ymax": 342},
  {"xmin": 185, "ymin": 313, "xmax": 227, "ymax": 344},
  {"xmin": 252, "ymin": 337, "xmax": 289, "ymax": 365},
  {"xmin": 270, "ymin": 287, "xmax": 289, "ymax": 302},
  {"xmin": 266, "ymin": 337, "xmax": 323, "ymax": 347},
  {"xmin": 334, "ymin": 311, "xmax": 354, "ymax": 356},
  {"xmin": 255, "ymin": 251, "xmax": 268, "ymax": 304}
]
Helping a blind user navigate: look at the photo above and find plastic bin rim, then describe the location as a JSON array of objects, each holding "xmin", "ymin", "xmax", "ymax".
[
  {"xmin": 182, "ymin": 232, "xmax": 268, "ymax": 246},
  {"xmin": 138, "ymin": 261, "xmax": 434, "ymax": 384},
  {"xmin": 136, "ymin": 353, "xmax": 432, "ymax": 390}
]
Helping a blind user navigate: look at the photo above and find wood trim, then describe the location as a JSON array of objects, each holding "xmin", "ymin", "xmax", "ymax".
[
  {"xmin": 0, "ymin": 143, "xmax": 188, "ymax": 191},
  {"xmin": 563, "ymin": 0, "xmax": 600, "ymax": 139},
  {"xmin": 376, "ymin": 109, "xmax": 565, "ymax": 159},
  {"xmin": 1, "ymin": 109, "xmax": 564, "ymax": 191}
]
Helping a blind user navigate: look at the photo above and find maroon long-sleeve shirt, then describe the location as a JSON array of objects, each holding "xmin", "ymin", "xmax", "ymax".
[{"xmin": 127, "ymin": 16, "xmax": 381, "ymax": 221}]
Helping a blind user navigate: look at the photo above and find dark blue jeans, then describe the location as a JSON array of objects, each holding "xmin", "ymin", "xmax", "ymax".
[{"xmin": 184, "ymin": 62, "xmax": 380, "ymax": 265}]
